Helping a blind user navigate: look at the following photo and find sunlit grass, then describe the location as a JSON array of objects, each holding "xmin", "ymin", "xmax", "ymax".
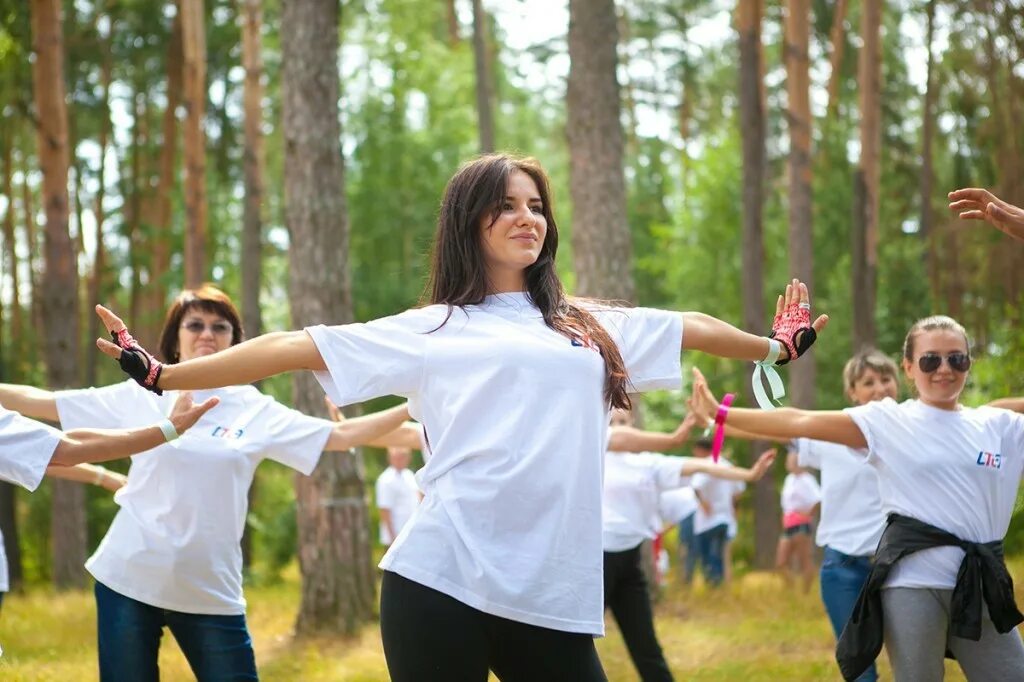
[{"xmin": 0, "ymin": 560, "xmax": 1001, "ymax": 680}]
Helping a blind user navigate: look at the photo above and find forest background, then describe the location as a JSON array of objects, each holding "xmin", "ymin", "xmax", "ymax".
[{"xmin": 1, "ymin": 0, "xmax": 1023, "ymax": 637}]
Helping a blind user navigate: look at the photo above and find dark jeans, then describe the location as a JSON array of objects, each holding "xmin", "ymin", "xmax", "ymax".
[
  {"xmin": 380, "ymin": 570, "xmax": 606, "ymax": 682},
  {"xmin": 604, "ymin": 545, "xmax": 674, "ymax": 681},
  {"xmin": 95, "ymin": 581, "xmax": 258, "ymax": 682},
  {"xmin": 820, "ymin": 546, "xmax": 877, "ymax": 682},
  {"xmin": 678, "ymin": 514, "xmax": 698, "ymax": 584},
  {"xmin": 695, "ymin": 523, "xmax": 728, "ymax": 587}
]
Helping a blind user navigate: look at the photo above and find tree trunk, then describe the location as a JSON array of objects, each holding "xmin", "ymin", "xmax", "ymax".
[
  {"xmin": 181, "ymin": 0, "xmax": 208, "ymax": 288},
  {"xmin": 282, "ymin": 0, "xmax": 373, "ymax": 635},
  {"xmin": 566, "ymin": 0, "xmax": 635, "ymax": 302},
  {"xmin": 446, "ymin": 0, "xmax": 459, "ymax": 45},
  {"xmin": 471, "ymin": 0, "xmax": 495, "ymax": 153},
  {"xmin": 31, "ymin": 0, "xmax": 86, "ymax": 589},
  {"xmin": 784, "ymin": 0, "xmax": 816, "ymax": 409},
  {"xmin": 22, "ymin": 163, "xmax": 42, "ymax": 349},
  {"xmin": 919, "ymin": 0, "xmax": 938, "ymax": 305},
  {"xmin": 737, "ymin": 0, "xmax": 776, "ymax": 569},
  {"xmin": 825, "ymin": 0, "xmax": 849, "ymax": 116},
  {"xmin": 852, "ymin": 0, "xmax": 882, "ymax": 352},
  {"xmin": 86, "ymin": 50, "xmax": 113, "ymax": 388}
]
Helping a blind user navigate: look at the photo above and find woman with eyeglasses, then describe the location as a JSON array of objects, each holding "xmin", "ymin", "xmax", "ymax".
[
  {"xmin": 0, "ymin": 284, "xmax": 417, "ymax": 682},
  {"xmin": 688, "ymin": 315, "xmax": 1024, "ymax": 682}
]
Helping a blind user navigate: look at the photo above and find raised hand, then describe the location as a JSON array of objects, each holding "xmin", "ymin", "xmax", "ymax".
[
  {"xmin": 95, "ymin": 305, "xmax": 165, "ymax": 394},
  {"xmin": 770, "ymin": 279, "xmax": 829, "ymax": 364},
  {"xmin": 168, "ymin": 391, "xmax": 220, "ymax": 435},
  {"xmin": 688, "ymin": 367, "xmax": 721, "ymax": 424},
  {"xmin": 324, "ymin": 396, "xmax": 346, "ymax": 423},
  {"xmin": 749, "ymin": 448, "xmax": 777, "ymax": 481},
  {"xmin": 948, "ymin": 188, "xmax": 1024, "ymax": 243}
]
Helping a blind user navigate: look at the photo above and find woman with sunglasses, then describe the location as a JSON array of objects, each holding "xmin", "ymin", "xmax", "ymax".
[
  {"xmin": 0, "ymin": 284, "xmax": 420, "ymax": 682},
  {"xmin": 92, "ymin": 155, "xmax": 827, "ymax": 681},
  {"xmin": 688, "ymin": 315, "xmax": 1024, "ymax": 681}
]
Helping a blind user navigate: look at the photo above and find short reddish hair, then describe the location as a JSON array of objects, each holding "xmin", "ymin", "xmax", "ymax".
[{"xmin": 158, "ymin": 284, "xmax": 244, "ymax": 363}]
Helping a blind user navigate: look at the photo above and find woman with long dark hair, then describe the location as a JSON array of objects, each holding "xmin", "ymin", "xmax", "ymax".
[{"xmin": 96, "ymin": 154, "xmax": 825, "ymax": 681}]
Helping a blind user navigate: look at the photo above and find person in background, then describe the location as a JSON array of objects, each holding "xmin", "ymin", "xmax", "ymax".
[
  {"xmin": 376, "ymin": 446, "xmax": 421, "ymax": 546},
  {"xmin": 776, "ymin": 448, "xmax": 821, "ymax": 593}
]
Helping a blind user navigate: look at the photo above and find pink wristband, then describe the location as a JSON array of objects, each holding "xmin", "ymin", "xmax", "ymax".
[{"xmin": 711, "ymin": 393, "xmax": 735, "ymax": 464}]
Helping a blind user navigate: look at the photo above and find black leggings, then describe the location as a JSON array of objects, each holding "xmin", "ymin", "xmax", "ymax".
[
  {"xmin": 380, "ymin": 571, "xmax": 607, "ymax": 682},
  {"xmin": 604, "ymin": 545, "xmax": 674, "ymax": 681}
]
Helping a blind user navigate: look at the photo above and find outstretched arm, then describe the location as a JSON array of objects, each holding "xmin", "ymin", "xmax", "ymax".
[
  {"xmin": 0, "ymin": 384, "xmax": 59, "ymax": 421},
  {"xmin": 50, "ymin": 393, "xmax": 219, "ymax": 466},
  {"xmin": 948, "ymin": 188, "xmax": 1024, "ymax": 242},
  {"xmin": 682, "ymin": 448, "xmax": 777, "ymax": 482},
  {"xmin": 96, "ymin": 305, "xmax": 324, "ymax": 391},
  {"xmin": 988, "ymin": 397, "xmax": 1024, "ymax": 413},
  {"xmin": 689, "ymin": 368, "xmax": 867, "ymax": 449},
  {"xmin": 46, "ymin": 464, "xmax": 128, "ymax": 492},
  {"xmin": 609, "ymin": 413, "xmax": 699, "ymax": 453},
  {"xmin": 324, "ymin": 403, "xmax": 417, "ymax": 451},
  {"xmin": 681, "ymin": 280, "xmax": 828, "ymax": 361}
]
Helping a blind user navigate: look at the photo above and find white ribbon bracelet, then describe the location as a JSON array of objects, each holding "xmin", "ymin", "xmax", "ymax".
[
  {"xmin": 158, "ymin": 419, "xmax": 180, "ymax": 442},
  {"xmin": 752, "ymin": 339, "xmax": 786, "ymax": 410}
]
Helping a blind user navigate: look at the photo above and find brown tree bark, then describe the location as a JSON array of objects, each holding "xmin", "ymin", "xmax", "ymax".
[
  {"xmin": 825, "ymin": 0, "xmax": 849, "ymax": 116},
  {"xmin": 852, "ymin": 0, "xmax": 881, "ymax": 352},
  {"xmin": 180, "ymin": 0, "xmax": 208, "ymax": 288},
  {"xmin": 737, "ymin": 0, "xmax": 776, "ymax": 569},
  {"xmin": 471, "ymin": 0, "xmax": 495, "ymax": 153},
  {"xmin": 566, "ymin": 0, "xmax": 635, "ymax": 302},
  {"xmin": 784, "ymin": 0, "xmax": 816, "ymax": 409},
  {"xmin": 282, "ymin": 0, "xmax": 373, "ymax": 635},
  {"xmin": 22, "ymin": 163, "xmax": 42, "ymax": 347},
  {"xmin": 31, "ymin": 0, "xmax": 87, "ymax": 589},
  {"xmin": 446, "ymin": 0, "xmax": 459, "ymax": 45}
]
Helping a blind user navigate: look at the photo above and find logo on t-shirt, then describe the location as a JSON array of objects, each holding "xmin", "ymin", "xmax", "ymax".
[
  {"xmin": 211, "ymin": 426, "xmax": 244, "ymax": 440},
  {"xmin": 976, "ymin": 451, "xmax": 1002, "ymax": 469}
]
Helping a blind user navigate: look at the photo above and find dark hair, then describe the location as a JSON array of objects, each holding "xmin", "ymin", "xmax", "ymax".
[
  {"xmin": 425, "ymin": 154, "xmax": 631, "ymax": 409},
  {"xmin": 158, "ymin": 284, "xmax": 244, "ymax": 363},
  {"xmin": 902, "ymin": 315, "xmax": 970, "ymax": 361},
  {"xmin": 693, "ymin": 437, "xmax": 714, "ymax": 451}
]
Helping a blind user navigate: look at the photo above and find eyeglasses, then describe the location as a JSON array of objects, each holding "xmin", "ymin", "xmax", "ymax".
[
  {"xmin": 917, "ymin": 352, "xmax": 971, "ymax": 373},
  {"xmin": 181, "ymin": 320, "xmax": 233, "ymax": 336}
]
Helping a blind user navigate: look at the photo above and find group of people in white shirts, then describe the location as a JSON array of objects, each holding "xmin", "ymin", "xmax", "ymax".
[{"xmin": 0, "ymin": 159, "xmax": 1022, "ymax": 682}]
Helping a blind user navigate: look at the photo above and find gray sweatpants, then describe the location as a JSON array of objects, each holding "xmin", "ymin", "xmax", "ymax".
[{"xmin": 882, "ymin": 587, "xmax": 1024, "ymax": 681}]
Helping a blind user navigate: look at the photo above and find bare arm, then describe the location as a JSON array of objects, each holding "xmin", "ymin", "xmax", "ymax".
[
  {"xmin": 0, "ymin": 384, "xmax": 59, "ymax": 421},
  {"xmin": 694, "ymin": 489, "xmax": 711, "ymax": 516},
  {"xmin": 608, "ymin": 413, "xmax": 699, "ymax": 453},
  {"xmin": 46, "ymin": 464, "xmax": 128, "ymax": 492},
  {"xmin": 379, "ymin": 508, "xmax": 396, "ymax": 541},
  {"xmin": 681, "ymin": 449, "xmax": 777, "ymax": 482},
  {"xmin": 366, "ymin": 423, "xmax": 424, "ymax": 450},
  {"xmin": 689, "ymin": 368, "xmax": 867, "ymax": 449},
  {"xmin": 50, "ymin": 395, "xmax": 218, "ymax": 466},
  {"xmin": 324, "ymin": 404, "xmax": 416, "ymax": 451},
  {"xmin": 96, "ymin": 305, "xmax": 324, "ymax": 390},
  {"xmin": 988, "ymin": 397, "xmax": 1024, "ymax": 413}
]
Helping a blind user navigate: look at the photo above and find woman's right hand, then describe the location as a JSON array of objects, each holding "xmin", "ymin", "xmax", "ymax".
[
  {"xmin": 95, "ymin": 305, "xmax": 165, "ymax": 393},
  {"xmin": 168, "ymin": 391, "xmax": 220, "ymax": 436},
  {"xmin": 688, "ymin": 367, "xmax": 721, "ymax": 425}
]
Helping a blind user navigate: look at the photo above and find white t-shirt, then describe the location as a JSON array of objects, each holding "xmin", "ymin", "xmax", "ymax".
[
  {"xmin": 308, "ymin": 294, "xmax": 682, "ymax": 635},
  {"xmin": 56, "ymin": 380, "xmax": 334, "ymax": 615},
  {"xmin": 797, "ymin": 438, "xmax": 884, "ymax": 556},
  {"xmin": 376, "ymin": 466, "xmax": 421, "ymax": 545},
  {"xmin": 0, "ymin": 405, "xmax": 59, "ymax": 491},
  {"xmin": 602, "ymin": 451, "xmax": 690, "ymax": 552},
  {"xmin": 692, "ymin": 458, "xmax": 740, "ymax": 535},
  {"xmin": 659, "ymin": 487, "xmax": 697, "ymax": 527},
  {"xmin": 780, "ymin": 471, "xmax": 821, "ymax": 515},
  {"xmin": 846, "ymin": 398, "xmax": 1024, "ymax": 590}
]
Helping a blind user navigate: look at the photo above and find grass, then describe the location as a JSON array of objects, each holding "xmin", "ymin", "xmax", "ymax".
[{"xmin": 0, "ymin": 564, "xmax": 983, "ymax": 681}]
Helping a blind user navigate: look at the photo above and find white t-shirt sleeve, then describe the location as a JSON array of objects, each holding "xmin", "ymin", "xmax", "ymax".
[
  {"xmin": 650, "ymin": 454, "xmax": 690, "ymax": 492},
  {"xmin": 593, "ymin": 307, "xmax": 683, "ymax": 392},
  {"xmin": 306, "ymin": 308, "xmax": 436, "ymax": 407},
  {"xmin": 795, "ymin": 438, "xmax": 821, "ymax": 470},
  {"xmin": 997, "ymin": 410, "xmax": 1024, "ymax": 480},
  {"xmin": 376, "ymin": 472, "xmax": 394, "ymax": 509},
  {"xmin": 0, "ymin": 407, "xmax": 59, "ymax": 491},
  {"xmin": 56, "ymin": 380, "xmax": 141, "ymax": 430},
  {"xmin": 257, "ymin": 401, "xmax": 335, "ymax": 476},
  {"xmin": 844, "ymin": 397, "xmax": 899, "ymax": 464}
]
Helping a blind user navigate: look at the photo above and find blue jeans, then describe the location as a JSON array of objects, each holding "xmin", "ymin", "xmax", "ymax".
[
  {"xmin": 820, "ymin": 546, "xmax": 877, "ymax": 682},
  {"xmin": 95, "ymin": 581, "xmax": 258, "ymax": 682},
  {"xmin": 678, "ymin": 514, "xmax": 698, "ymax": 584},
  {"xmin": 694, "ymin": 523, "xmax": 728, "ymax": 587}
]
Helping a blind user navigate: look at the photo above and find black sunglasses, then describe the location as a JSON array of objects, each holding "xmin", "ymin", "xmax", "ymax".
[{"xmin": 917, "ymin": 352, "xmax": 971, "ymax": 373}]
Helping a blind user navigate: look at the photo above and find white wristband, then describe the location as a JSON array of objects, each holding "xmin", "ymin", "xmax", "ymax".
[
  {"xmin": 158, "ymin": 419, "xmax": 180, "ymax": 442},
  {"xmin": 93, "ymin": 468, "xmax": 105, "ymax": 486},
  {"xmin": 762, "ymin": 338, "xmax": 783, "ymax": 365}
]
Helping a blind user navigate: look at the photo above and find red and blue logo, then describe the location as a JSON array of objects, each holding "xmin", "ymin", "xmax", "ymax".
[{"xmin": 976, "ymin": 451, "xmax": 1002, "ymax": 469}]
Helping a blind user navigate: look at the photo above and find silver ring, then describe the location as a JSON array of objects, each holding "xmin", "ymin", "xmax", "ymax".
[{"xmin": 798, "ymin": 302, "xmax": 811, "ymax": 310}]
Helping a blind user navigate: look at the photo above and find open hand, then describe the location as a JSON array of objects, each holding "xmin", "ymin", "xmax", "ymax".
[
  {"xmin": 94, "ymin": 305, "xmax": 129, "ymax": 360},
  {"xmin": 168, "ymin": 391, "xmax": 220, "ymax": 435},
  {"xmin": 688, "ymin": 367, "xmax": 721, "ymax": 424},
  {"xmin": 948, "ymin": 188, "xmax": 1024, "ymax": 243},
  {"xmin": 771, "ymin": 279, "xmax": 829, "ymax": 362},
  {"xmin": 749, "ymin": 448, "xmax": 777, "ymax": 481}
]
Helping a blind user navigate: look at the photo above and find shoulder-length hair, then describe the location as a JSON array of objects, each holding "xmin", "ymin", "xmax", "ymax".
[
  {"xmin": 425, "ymin": 154, "xmax": 630, "ymax": 409},
  {"xmin": 158, "ymin": 284, "xmax": 244, "ymax": 364}
]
